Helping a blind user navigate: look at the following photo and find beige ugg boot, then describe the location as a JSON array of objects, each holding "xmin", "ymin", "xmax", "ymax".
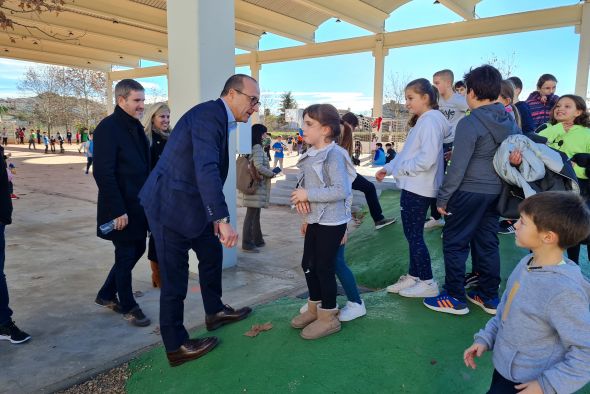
[
  {"xmin": 301, "ymin": 306, "xmax": 341, "ymax": 340},
  {"xmin": 291, "ymin": 300, "xmax": 320, "ymax": 329}
]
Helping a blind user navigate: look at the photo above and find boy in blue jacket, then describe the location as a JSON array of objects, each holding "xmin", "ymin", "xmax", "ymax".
[{"xmin": 464, "ymin": 191, "xmax": 590, "ymax": 394}]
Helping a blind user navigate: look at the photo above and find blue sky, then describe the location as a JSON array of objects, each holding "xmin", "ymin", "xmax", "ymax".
[{"xmin": 0, "ymin": 0, "xmax": 583, "ymax": 115}]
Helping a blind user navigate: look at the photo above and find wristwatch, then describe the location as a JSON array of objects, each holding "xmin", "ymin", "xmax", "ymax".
[{"xmin": 215, "ymin": 216, "xmax": 230, "ymax": 224}]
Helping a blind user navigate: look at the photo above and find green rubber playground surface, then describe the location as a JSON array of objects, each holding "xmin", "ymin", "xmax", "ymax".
[{"xmin": 126, "ymin": 190, "xmax": 590, "ymax": 393}]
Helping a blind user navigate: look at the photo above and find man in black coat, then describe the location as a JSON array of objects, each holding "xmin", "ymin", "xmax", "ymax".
[
  {"xmin": 93, "ymin": 79, "xmax": 151, "ymax": 327},
  {"xmin": 0, "ymin": 146, "xmax": 31, "ymax": 344}
]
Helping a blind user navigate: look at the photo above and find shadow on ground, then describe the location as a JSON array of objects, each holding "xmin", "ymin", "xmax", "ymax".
[{"xmin": 125, "ymin": 190, "xmax": 590, "ymax": 394}]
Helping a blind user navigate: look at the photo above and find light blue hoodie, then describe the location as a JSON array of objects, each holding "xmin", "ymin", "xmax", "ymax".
[{"xmin": 474, "ymin": 254, "xmax": 590, "ymax": 393}]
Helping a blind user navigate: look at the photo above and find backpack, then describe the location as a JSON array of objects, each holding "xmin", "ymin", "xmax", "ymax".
[{"xmin": 236, "ymin": 155, "xmax": 262, "ymax": 195}]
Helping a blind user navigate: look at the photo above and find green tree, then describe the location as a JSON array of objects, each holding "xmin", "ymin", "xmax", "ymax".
[{"xmin": 278, "ymin": 91, "xmax": 297, "ymax": 126}]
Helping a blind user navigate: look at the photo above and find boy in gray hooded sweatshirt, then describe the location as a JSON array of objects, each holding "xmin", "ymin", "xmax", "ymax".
[
  {"xmin": 464, "ymin": 192, "xmax": 590, "ymax": 394},
  {"xmin": 424, "ymin": 65, "xmax": 520, "ymax": 316}
]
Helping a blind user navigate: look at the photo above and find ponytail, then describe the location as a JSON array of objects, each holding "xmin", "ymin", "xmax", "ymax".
[{"xmin": 405, "ymin": 78, "xmax": 439, "ymax": 127}]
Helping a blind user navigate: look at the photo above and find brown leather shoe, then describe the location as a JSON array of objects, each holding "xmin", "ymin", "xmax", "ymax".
[
  {"xmin": 166, "ymin": 337, "xmax": 219, "ymax": 367},
  {"xmin": 205, "ymin": 305, "xmax": 252, "ymax": 331}
]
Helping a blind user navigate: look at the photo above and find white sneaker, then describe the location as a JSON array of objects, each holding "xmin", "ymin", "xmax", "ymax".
[
  {"xmin": 386, "ymin": 275, "xmax": 418, "ymax": 293},
  {"xmin": 338, "ymin": 300, "xmax": 366, "ymax": 322},
  {"xmin": 399, "ymin": 280, "xmax": 439, "ymax": 298},
  {"xmin": 424, "ymin": 217, "xmax": 445, "ymax": 230}
]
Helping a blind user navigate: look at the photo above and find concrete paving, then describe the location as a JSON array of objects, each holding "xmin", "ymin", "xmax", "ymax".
[{"xmin": 0, "ymin": 144, "xmax": 310, "ymax": 393}]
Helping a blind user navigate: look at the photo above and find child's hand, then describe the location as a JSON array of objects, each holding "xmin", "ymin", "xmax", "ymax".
[
  {"xmin": 514, "ymin": 380, "xmax": 542, "ymax": 394},
  {"xmin": 540, "ymin": 95, "xmax": 548, "ymax": 104},
  {"xmin": 295, "ymin": 202, "xmax": 311, "ymax": 215},
  {"xmin": 463, "ymin": 343, "xmax": 487, "ymax": 369},
  {"xmin": 340, "ymin": 231, "xmax": 348, "ymax": 245},
  {"xmin": 509, "ymin": 150, "xmax": 522, "ymax": 166},
  {"xmin": 375, "ymin": 168, "xmax": 387, "ymax": 182},
  {"xmin": 291, "ymin": 188, "xmax": 308, "ymax": 204},
  {"xmin": 300, "ymin": 222, "xmax": 307, "ymax": 236},
  {"xmin": 444, "ymin": 150, "xmax": 452, "ymax": 161}
]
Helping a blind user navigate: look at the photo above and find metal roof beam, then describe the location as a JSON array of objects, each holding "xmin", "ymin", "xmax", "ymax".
[
  {"xmin": 437, "ymin": 0, "xmax": 479, "ymax": 20},
  {"xmin": 61, "ymin": 0, "xmax": 167, "ymax": 28},
  {"xmin": 108, "ymin": 65, "xmax": 168, "ymax": 81},
  {"xmin": 0, "ymin": 33, "xmax": 140, "ymax": 67},
  {"xmin": 0, "ymin": 44, "xmax": 111, "ymax": 71},
  {"xmin": 3, "ymin": 17, "xmax": 168, "ymax": 62},
  {"xmin": 292, "ymin": 0, "xmax": 387, "ymax": 33},
  {"xmin": 235, "ymin": 4, "xmax": 582, "ymax": 66},
  {"xmin": 2, "ymin": 0, "xmax": 167, "ymax": 47},
  {"xmin": 235, "ymin": 0, "xmax": 316, "ymax": 43},
  {"xmin": 236, "ymin": 30, "xmax": 259, "ymax": 52}
]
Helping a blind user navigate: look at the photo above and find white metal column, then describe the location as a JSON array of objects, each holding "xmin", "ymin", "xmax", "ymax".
[
  {"xmin": 167, "ymin": 0, "xmax": 237, "ymax": 267},
  {"xmin": 575, "ymin": 2, "xmax": 590, "ymax": 98},
  {"xmin": 372, "ymin": 34, "xmax": 388, "ymax": 142}
]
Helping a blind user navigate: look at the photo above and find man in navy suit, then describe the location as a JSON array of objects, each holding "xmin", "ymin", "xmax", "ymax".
[
  {"xmin": 139, "ymin": 74, "xmax": 260, "ymax": 367},
  {"xmin": 93, "ymin": 79, "xmax": 151, "ymax": 327}
]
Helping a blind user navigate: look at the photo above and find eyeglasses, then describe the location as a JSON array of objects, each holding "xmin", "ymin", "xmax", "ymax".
[{"xmin": 233, "ymin": 89, "xmax": 260, "ymax": 107}]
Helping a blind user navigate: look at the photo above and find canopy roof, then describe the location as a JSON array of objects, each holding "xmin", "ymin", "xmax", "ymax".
[{"xmin": 0, "ymin": 0, "xmax": 482, "ymax": 71}]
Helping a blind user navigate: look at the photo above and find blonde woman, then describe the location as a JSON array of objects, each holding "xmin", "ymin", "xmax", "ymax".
[{"xmin": 142, "ymin": 102, "xmax": 171, "ymax": 288}]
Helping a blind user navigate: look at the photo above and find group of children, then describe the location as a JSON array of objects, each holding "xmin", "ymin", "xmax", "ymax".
[{"xmin": 288, "ymin": 64, "xmax": 590, "ymax": 393}]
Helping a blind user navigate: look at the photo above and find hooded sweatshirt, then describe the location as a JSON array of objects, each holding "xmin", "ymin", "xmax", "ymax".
[
  {"xmin": 382, "ymin": 109, "xmax": 450, "ymax": 198},
  {"xmin": 474, "ymin": 254, "xmax": 590, "ymax": 394},
  {"xmin": 437, "ymin": 102, "xmax": 519, "ymax": 207}
]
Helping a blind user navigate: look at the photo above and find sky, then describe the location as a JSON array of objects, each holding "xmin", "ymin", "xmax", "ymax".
[{"xmin": 0, "ymin": 0, "xmax": 584, "ymax": 115}]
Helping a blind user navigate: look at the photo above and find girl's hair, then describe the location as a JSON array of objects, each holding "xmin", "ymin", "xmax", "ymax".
[
  {"xmin": 500, "ymin": 79, "xmax": 522, "ymax": 128},
  {"xmin": 338, "ymin": 121, "xmax": 353, "ymax": 156},
  {"xmin": 405, "ymin": 78, "xmax": 439, "ymax": 127},
  {"xmin": 302, "ymin": 104, "xmax": 342, "ymax": 142},
  {"xmin": 251, "ymin": 123, "xmax": 267, "ymax": 147},
  {"xmin": 536, "ymin": 73, "xmax": 558, "ymax": 90},
  {"xmin": 549, "ymin": 94, "xmax": 590, "ymax": 127},
  {"xmin": 142, "ymin": 102, "xmax": 171, "ymax": 143}
]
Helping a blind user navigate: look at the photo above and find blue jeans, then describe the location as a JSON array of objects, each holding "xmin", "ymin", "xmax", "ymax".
[
  {"xmin": 335, "ymin": 245, "xmax": 362, "ymax": 304},
  {"xmin": 0, "ymin": 223, "xmax": 13, "ymax": 325},
  {"xmin": 400, "ymin": 189, "xmax": 433, "ymax": 280}
]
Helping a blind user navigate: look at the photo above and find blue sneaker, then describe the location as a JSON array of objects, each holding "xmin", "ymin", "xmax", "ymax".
[
  {"xmin": 423, "ymin": 291, "xmax": 469, "ymax": 315},
  {"xmin": 467, "ymin": 291, "xmax": 499, "ymax": 315}
]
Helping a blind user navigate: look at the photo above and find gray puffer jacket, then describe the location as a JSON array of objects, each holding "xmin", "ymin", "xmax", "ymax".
[{"xmin": 238, "ymin": 144, "xmax": 275, "ymax": 209}]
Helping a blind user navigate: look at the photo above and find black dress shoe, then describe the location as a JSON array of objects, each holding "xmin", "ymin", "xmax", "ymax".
[
  {"xmin": 95, "ymin": 297, "xmax": 123, "ymax": 314},
  {"xmin": 254, "ymin": 241, "xmax": 265, "ymax": 247},
  {"xmin": 205, "ymin": 305, "xmax": 252, "ymax": 331},
  {"xmin": 166, "ymin": 337, "xmax": 219, "ymax": 367}
]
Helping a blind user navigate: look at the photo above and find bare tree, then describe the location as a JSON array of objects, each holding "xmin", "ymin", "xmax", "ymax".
[
  {"xmin": 18, "ymin": 66, "xmax": 62, "ymax": 132},
  {"xmin": 384, "ymin": 71, "xmax": 412, "ymax": 119},
  {"xmin": 66, "ymin": 67, "xmax": 106, "ymax": 127},
  {"xmin": 485, "ymin": 51, "xmax": 518, "ymax": 78}
]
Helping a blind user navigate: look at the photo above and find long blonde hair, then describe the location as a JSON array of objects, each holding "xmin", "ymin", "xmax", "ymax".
[{"xmin": 142, "ymin": 102, "xmax": 171, "ymax": 144}]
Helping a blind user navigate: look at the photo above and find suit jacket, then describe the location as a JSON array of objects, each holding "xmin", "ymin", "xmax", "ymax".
[
  {"xmin": 93, "ymin": 105, "xmax": 150, "ymax": 241},
  {"xmin": 139, "ymin": 98, "xmax": 229, "ymax": 239}
]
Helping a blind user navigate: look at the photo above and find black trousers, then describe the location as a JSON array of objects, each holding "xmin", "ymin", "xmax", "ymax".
[
  {"xmin": 97, "ymin": 239, "xmax": 146, "ymax": 313},
  {"xmin": 487, "ymin": 369, "xmax": 520, "ymax": 394},
  {"xmin": 352, "ymin": 174, "xmax": 384, "ymax": 223},
  {"xmin": 86, "ymin": 157, "xmax": 93, "ymax": 173},
  {"xmin": 442, "ymin": 191, "xmax": 500, "ymax": 302},
  {"xmin": 242, "ymin": 207, "xmax": 263, "ymax": 248},
  {"xmin": 149, "ymin": 219, "xmax": 225, "ymax": 352},
  {"xmin": 302, "ymin": 223, "xmax": 347, "ymax": 309}
]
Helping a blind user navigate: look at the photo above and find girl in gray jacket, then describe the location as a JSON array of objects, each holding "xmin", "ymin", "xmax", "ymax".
[{"xmin": 290, "ymin": 104, "xmax": 356, "ymax": 340}]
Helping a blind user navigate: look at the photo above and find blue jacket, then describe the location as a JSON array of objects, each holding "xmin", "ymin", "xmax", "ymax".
[{"xmin": 139, "ymin": 99, "xmax": 229, "ymax": 239}]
